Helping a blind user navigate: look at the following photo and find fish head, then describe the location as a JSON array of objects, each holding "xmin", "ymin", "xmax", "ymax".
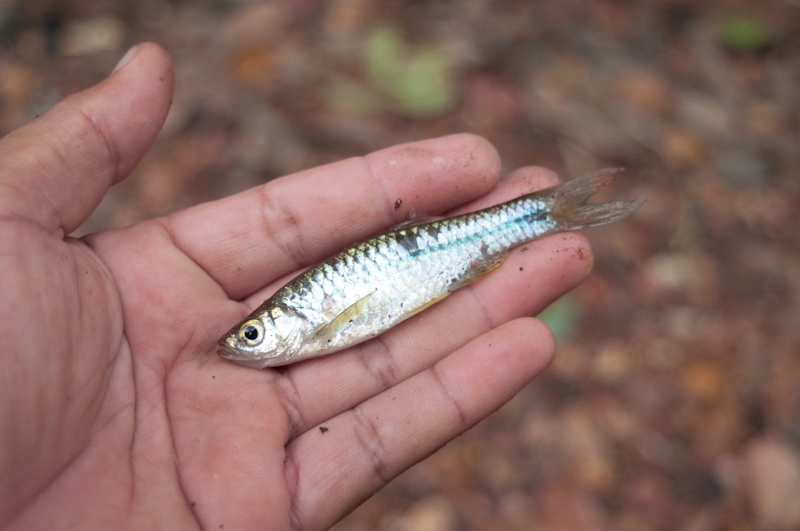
[{"xmin": 217, "ymin": 306, "xmax": 305, "ymax": 368}]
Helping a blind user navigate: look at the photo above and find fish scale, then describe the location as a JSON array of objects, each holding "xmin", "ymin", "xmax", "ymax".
[
  {"xmin": 217, "ymin": 168, "xmax": 641, "ymax": 368},
  {"xmin": 291, "ymin": 203, "xmax": 550, "ymax": 339}
]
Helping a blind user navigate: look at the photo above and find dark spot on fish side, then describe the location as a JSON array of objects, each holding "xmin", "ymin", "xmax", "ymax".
[
  {"xmin": 395, "ymin": 198, "xmax": 402, "ymax": 210},
  {"xmin": 320, "ymin": 426, "xmax": 329, "ymax": 433}
]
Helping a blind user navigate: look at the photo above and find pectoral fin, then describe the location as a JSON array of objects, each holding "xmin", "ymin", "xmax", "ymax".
[{"xmin": 313, "ymin": 291, "xmax": 375, "ymax": 340}]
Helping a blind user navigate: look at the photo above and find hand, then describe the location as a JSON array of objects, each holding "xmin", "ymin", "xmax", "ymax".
[{"xmin": 0, "ymin": 44, "xmax": 593, "ymax": 530}]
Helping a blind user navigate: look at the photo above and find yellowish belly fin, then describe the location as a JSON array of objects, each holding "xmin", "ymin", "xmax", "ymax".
[{"xmin": 313, "ymin": 291, "xmax": 376, "ymax": 340}]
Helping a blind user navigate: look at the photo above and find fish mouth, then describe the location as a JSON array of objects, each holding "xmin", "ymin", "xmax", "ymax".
[
  {"xmin": 216, "ymin": 344, "xmax": 239, "ymax": 360},
  {"xmin": 216, "ymin": 344, "xmax": 272, "ymax": 369}
]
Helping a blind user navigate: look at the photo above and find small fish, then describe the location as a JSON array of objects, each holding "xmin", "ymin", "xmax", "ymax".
[{"xmin": 218, "ymin": 168, "xmax": 641, "ymax": 368}]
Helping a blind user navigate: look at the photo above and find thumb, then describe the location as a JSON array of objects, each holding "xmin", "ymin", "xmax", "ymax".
[{"xmin": 0, "ymin": 42, "xmax": 174, "ymax": 236}]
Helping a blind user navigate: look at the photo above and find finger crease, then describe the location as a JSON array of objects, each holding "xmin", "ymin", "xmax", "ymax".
[
  {"xmin": 75, "ymin": 106, "xmax": 121, "ymax": 181},
  {"xmin": 162, "ymin": 376, "xmax": 198, "ymax": 523},
  {"xmin": 275, "ymin": 370, "xmax": 308, "ymax": 441},
  {"xmin": 148, "ymin": 222, "xmax": 225, "ymax": 369},
  {"xmin": 356, "ymin": 335, "xmax": 400, "ymax": 393},
  {"xmin": 284, "ymin": 449, "xmax": 304, "ymax": 531},
  {"xmin": 430, "ymin": 362, "xmax": 470, "ymax": 431},
  {"xmin": 31, "ymin": 139, "xmax": 73, "ymax": 233},
  {"xmin": 259, "ymin": 183, "xmax": 308, "ymax": 270},
  {"xmin": 157, "ymin": 217, "xmax": 208, "ymax": 277},
  {"xmin": 351, "ymin": 406, "xmax": 393, "ymax": 486}
]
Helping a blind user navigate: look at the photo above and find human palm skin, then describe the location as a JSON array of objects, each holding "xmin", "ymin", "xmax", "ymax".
[{"xmin": 0, "ymin": 44, "xmax": 593, "ymax": 530}]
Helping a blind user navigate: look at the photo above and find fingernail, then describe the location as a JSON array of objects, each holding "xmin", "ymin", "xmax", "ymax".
[{"xmin": 111, "ymin": 44, "xmax": 140, "ymax": 74}]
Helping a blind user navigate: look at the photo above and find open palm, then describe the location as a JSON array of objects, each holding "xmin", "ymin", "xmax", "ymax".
[{"xmin": 0, "ymin": 44, "xmax": 593, "ymax": 531}]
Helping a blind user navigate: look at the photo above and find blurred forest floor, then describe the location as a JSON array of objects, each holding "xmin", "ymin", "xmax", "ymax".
[{"xmin": 1, "ymin": 0, "xmax": 799, "ymax": 529}]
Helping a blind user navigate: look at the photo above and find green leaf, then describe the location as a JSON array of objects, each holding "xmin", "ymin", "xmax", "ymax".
[
  {"xmin": 366, "ymin": 25, "xmax": 403, "ymax": 94},
  {"xmin": 719, "ymin": 17, "xmax": 772, "ymax": 53},
  {"xmin": 537, "ymin": 294, "xmax": 581, "ymax": 344},
  {"xmin": 396, "ymin": 50, "xmax": 455, "ymax": 116},
  {"xmin": 363, "ymin": 24, "xmax": 456, "ymax": 117}
]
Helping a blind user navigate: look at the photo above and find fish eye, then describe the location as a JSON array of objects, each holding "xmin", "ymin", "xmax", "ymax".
[{"xmin": 239, "ymin": 320, "xmax": 265, "ymax": 345}]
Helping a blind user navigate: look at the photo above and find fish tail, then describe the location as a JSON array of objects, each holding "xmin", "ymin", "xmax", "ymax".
[{"xmin": 549, "ymin": 168, "xmax": 642, "ymax": 231}]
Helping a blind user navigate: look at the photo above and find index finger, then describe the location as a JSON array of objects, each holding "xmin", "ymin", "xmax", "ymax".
[{"xmin": 159, "ymin": 134, "xmax": 501, "ymax": 300}]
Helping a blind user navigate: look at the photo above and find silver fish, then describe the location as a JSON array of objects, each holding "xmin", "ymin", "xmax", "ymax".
[{"xmin": 218, "ymin": 168, "xmax": 640, "ymax": 368}]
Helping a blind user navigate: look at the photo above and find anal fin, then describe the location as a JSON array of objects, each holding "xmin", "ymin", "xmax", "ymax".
[
  {"xmin": 450, "ymin": 253, "xmax": 507, "ymax": 290},
  {"xmin": 403, "ymin": 254, "xmax": 507, "ymax": 320},
  {"xmin": 404, "ymin": 292, "xmax": 450, "ymax": 319}
]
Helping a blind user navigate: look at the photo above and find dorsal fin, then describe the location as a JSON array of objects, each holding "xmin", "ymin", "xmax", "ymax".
[{"xmin": 387, "ymin": 215, "xmax": 441, "ymax": 232}]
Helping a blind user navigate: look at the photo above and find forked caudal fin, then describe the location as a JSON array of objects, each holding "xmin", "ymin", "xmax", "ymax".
[{"xmin": 549, "ymin": 168, "xmax": 643, "ymax": 231}]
